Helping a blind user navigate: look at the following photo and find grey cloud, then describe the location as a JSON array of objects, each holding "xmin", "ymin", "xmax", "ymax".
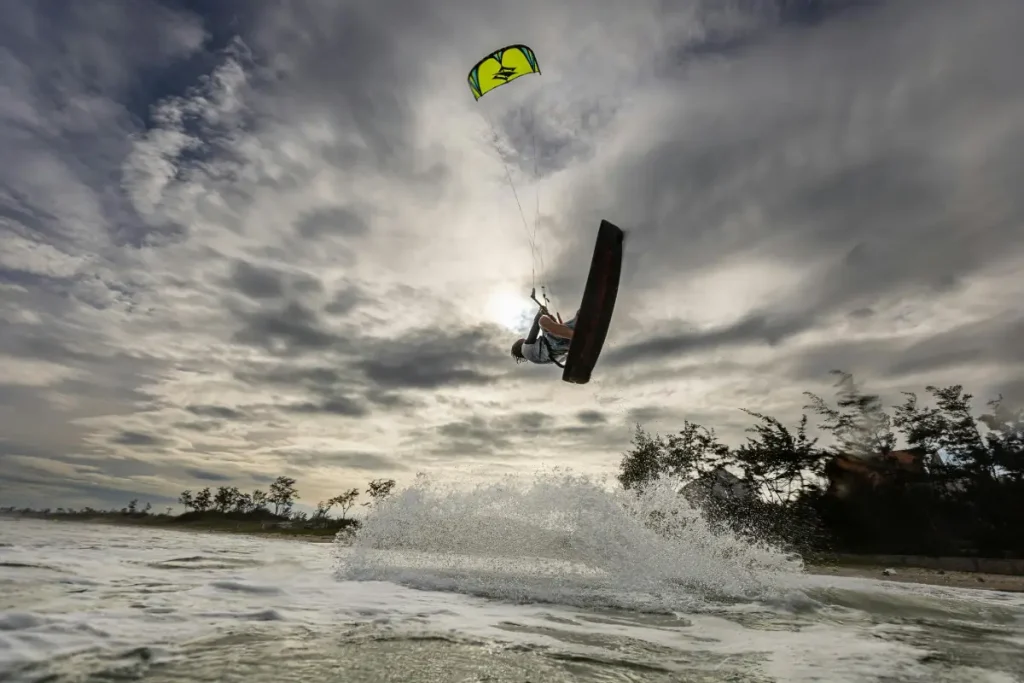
[
  {"xmin": 324, "ymin": 285, "xmax": 365, "ymax": 316},
  {"xmin": 431, "ymin": 418, "xmax": 513, "ymax": 457},
  {"xmin": 513, "ymin": 411, "xmax": 552, "ymax": 431},
  {"xmin": 243, "ymin": 1, "xmax": 455, "ymax": 185},
  {"xmin": 894, "ymin": 318, "xmax": 1024, "ymax": 371},
  {"xmin": 295, "ymin": 206, "xmax": 370, "ymax": 240},
  {"xmin": 110, "ymin": 430, "xmax": 168, "ymax": 447},
  {"xmin": 282, "ymin": 396, "xmax": 370, "ymax": 418},
  {"xmin": 229, "ymin": 260, "xmax": 324, "ymax": 300},
  {"xmin": 885, "ymin": 348, "xmax": 986, "ymax": 380},
  {"xmin": 280, "ymin": 449, "xmax": 406, "ymax": 472},
  {"xmin": 174, "ymin": 420, "xmax": 222, "ymax": 433},
  {"xmin": 422, "ymin": 409, "xmax": 611, "ymax": 461},
  {"xmin": 184, "ymin": 468, "xmax": 234, "ymax": 482},
  {"xmin": 605, "ymin": 312, "xmax": 811, "ymax": 366},
  {"xmin": 577, "ymin": 410, "xmax": 607, "ymax": 424},
  {"xmin": 625, "ymin": 406, "xmax": 674, "ymax": 427},
  {"xmin": 230, "ymin": 260, "xmax": 286, "ymax": 299},
  {"xmin": 186, "ymin": 405, "xmax": 247, "ymax": 421},
  {"xmin": 235, "ymin": 364, "xmax": 344, "ymax": 389},
  {"xmin": 992, "ymin": 378, "xmax": 1024, "ymax": 409},
  {"xmin": 782, "ymin": 317, "xmax": 1024, "ymax": 385},
  {"xmin": 365, "ymin": 389, "xmax": 422, "ymax": 410},
  {"xmin": 0, "ymin": 438, "xmax": 60, "ymax": 462},
  {"xmin": 357, "ymin": 325, "xmax": 504, "ymax": 390},
  {"xmin": 0, "ymin": 472, "xmax": 179, "ymax": 512},
  {"xmin": 231, "ymin": 301, "xmax": 345, "ymax": 355},
  {"xmin": 558, "ymin": 0, "xmax": 1024, "ymax": 331},
  {"xmin": 437, "ymin": 418, "xmax": 499, "ymax": 444},
  {"xmin": 233, "ymin": 358, "xmax": 417, "ymax": 416}
]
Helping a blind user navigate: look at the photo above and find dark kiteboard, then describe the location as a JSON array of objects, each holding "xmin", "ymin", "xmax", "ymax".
[{"xmin": 561, "ymin": 219, "xmax": 625, "ymax": 385}]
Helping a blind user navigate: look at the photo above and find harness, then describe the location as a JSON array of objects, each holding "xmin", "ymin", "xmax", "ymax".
[
  {"xmin": 528, "ymin": 294, "xmax": 570, "ymax": 368},
  {"xmin": 538, "ymin": 335, "xmax": 568, "ymax": 368}
]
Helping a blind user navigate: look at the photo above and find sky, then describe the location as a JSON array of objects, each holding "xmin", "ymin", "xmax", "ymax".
[{"xmin": 1, "ymin": 0, "xmax": 1023, "ymax": 512}]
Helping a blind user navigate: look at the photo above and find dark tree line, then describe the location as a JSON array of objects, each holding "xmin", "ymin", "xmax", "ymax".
[
  {"xmin": 176, "ymin": 476, "xmax": 397, "ymax": 528},
  {"xmin": 618, "ymin": 371, "xmax": 1024, "ymax": 558},
  {"xmin": 3, "ymin": 476, "xmax": 398, "ymax": 532}
]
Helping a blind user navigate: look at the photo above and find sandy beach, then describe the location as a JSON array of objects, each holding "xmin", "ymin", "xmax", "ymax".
[{"xmin": 807, "ymin": 563, "xmax": 1024, "ymax": 593}]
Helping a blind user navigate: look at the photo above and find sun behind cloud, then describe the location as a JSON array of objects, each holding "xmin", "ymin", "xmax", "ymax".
[{"xmin": 485, "ymin": 287, "xmax": 535, "ymax": 333}]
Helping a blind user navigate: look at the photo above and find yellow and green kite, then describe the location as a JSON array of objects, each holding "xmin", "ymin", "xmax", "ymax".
[{"xmin": 467, "ymin": 44, "xmax": 541, "ymax": 100}]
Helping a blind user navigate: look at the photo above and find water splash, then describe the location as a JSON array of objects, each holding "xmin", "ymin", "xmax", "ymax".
[{"xmin": 333, "ymin": 470, "xmax": 804, "ymax": 612}]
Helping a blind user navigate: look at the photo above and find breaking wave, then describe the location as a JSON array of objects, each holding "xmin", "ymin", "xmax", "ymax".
[{"xmin": 333, "ymin": 470, "xmax": 805, "ymax": 612}]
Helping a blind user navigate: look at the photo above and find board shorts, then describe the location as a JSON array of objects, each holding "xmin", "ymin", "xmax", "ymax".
[{"xmin": 542, "ymin": 311, "xmax": 577, "ymax": 356}]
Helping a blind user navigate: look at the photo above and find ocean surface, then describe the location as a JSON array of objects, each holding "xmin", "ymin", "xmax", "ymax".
[{"xmin": 2, "ymin": 474, "xmax": 1022, "ymax": 682}]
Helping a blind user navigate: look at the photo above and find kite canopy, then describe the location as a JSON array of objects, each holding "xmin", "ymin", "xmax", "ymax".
[{"xmin": 468, "ymin": 44, "xmax": 541, "ymax": 100}]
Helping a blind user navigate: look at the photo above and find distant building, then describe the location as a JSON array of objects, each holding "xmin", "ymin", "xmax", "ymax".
[
  {"xmin": 824, "ymin": 448, "xmax": 938, "ymax": 498},
  {"xmin": 681, "ymin": 467, "xmax": 757, "ymax": 506}
]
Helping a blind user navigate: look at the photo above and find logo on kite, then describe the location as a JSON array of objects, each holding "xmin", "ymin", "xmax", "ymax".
[
  {"xmin": 493, "ymin": 65, "xmax": 518, "ymax": 83},
  {"xmin": 467, "ymin": 44, "xmax": 541, "ymax": 100}
]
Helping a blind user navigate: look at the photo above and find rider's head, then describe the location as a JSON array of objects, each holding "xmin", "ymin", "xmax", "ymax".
[{"xmin": 511, "ymin": 338, "xmax": 526, "ymax": 363}]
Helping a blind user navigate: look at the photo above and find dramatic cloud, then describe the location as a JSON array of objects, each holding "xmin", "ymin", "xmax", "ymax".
[{"xmin": 2, "ymin": 0, "xmax": 1022, "ymax": 510}]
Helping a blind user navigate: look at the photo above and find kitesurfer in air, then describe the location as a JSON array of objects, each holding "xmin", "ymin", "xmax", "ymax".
[{"xmin": 511, "ymin": 305, "xmax": 578, "ymax": 366}]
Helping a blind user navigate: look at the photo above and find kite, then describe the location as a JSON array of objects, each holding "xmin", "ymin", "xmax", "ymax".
[{"xmin": 467, "ymin": 44, "xmax": 541, "ymax": 100}]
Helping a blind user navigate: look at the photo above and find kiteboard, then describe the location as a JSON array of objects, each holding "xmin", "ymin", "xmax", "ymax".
[{"xmin": 561, "ymin": 220, "xmax": 625, "ymax": 385}]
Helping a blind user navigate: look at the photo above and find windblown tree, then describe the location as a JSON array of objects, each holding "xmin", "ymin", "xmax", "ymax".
[
  {"xmin": 331, "ymin": 488, "xmax": 360, "ymax": 521},
  {"xmin": 193, "ymin": 487, "xmax": 212, "ymax": 512},
  {"xmin": 269, "ymin": 477, "xmax": 299, "ymax": 516},
  {"xmin": 233, "ymin": 491, "xmax": 253, "ymax": 514},
  {"xmin": 363, "ymin": 478, "xmax": 396, "ymax": 507},
  {"xmin": 730, "ymin": 410, "xmax": 825, "ymax": 504},
  {"xmin": 251, "ymin": 489, "xmax": 269, "ymax": 512},
  {"xmin": 618, "ymin": 421, "xmax": 731, "ymax": 491},
  {"xmin": 213, "ymin": 486, "xmax": 239, "ymax": 513},
  {"xmin": 804, "ymin": 370, "xmax": 896, "ymax": 457}
]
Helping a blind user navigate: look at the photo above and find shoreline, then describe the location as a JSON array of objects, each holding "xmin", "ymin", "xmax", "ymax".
[
  {"xmin": 8, "ymin": 514, "xmax": 1023, "ymax": 593},
  {"xmin": 804, "ymin": 563, "xmax": 1024, "ymax": 593},
  {"xmin": 0, "ymin": 513, "xmax": 347, "ymax": 542}
]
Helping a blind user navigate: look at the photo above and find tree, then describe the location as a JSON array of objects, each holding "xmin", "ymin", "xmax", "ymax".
[
  {"xmin": 269, "ymin": 476, "xmax": 299, "ymax": 516},
  {"xmin": 330, "ymin": 488, "xmax": 360, "ymax": 520},
  {"xmin": 979, "ymin": 396, "xmax": 1024, "ymax": 481},
  {"xmin": 233, "ymin": 491, "xmax": 253, "ymax": 514},
  {"xmin": 731, "ymin": 410, "xmax": 825, "ymax": 504},
  {"xmin": 213, "ymin": 486, "xmax": 239, "ymax": 513},
  {"xmin": 363, "ymin": 478, "xmax": 396, "ymax": 506},
  {"xmin": 618, "ymin": 419, "xmax": 732, "ymax": 492},
  {"xmin": 617, "ymin": 424, "xmax": 666, "ymax": 491},
  {"xmin": 805, "ymin": 371, "xmax": 896, "ymax": 457},
  {"xmin": 193, "ymin": 487, "xmax": 212, "ymax": 512},
  {"xmin": 251, "ymin": 489, "xmax": 269, "ymax": 512},
  {"xmin": 125, "ymin": 499, "xmax": 138, "ymax": 514},
  {"xmin": 662, "ymin": 421, "xmax": 730, "ymax": 480},
  {"xmin": 894, "ymin": 384, "xmax": 992, "ymax": 481},
  {"xmin": 178, "ymin": 490, "xmax": 194, "ymax": 511},
  {"xmin": 312, "ymin": 500, "xmax": 333, "ymax": 526}
]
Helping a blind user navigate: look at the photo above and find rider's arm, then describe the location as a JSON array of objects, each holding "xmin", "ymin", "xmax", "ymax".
[
  {"xmin": 524, "ymin": 309, "xmax": 544, "ymax": 344},
  {"xmin": 539, "ymin": 315, "xmax": 574, "ymax": 339}
]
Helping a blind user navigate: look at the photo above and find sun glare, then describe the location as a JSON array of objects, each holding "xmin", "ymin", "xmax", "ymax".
[{"xmin": 485, "ymin": 288, "xmax": 533, "ymax": 332}]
